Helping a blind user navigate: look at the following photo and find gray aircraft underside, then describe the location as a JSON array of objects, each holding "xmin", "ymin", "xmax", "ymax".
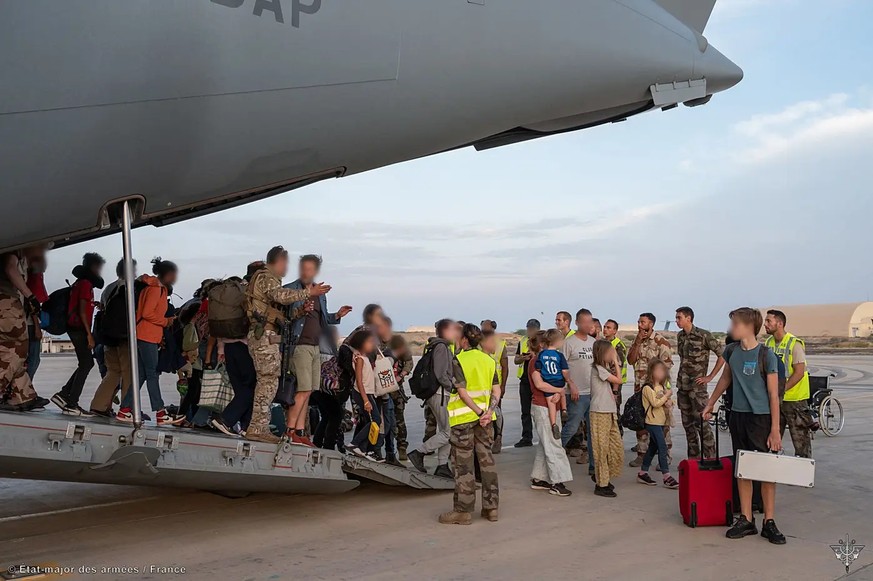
[{"xmin": 0, "ymin": 0, "xmax": 741, "ymax": 253}]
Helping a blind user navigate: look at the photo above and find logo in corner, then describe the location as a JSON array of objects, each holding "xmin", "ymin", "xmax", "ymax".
[{"xmin": 830, "ymin": 534, "xmax": 865, "ymax": 574}]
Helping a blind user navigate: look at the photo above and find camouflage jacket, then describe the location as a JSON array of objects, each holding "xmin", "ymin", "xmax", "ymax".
[
  {"xmin": 676, "ymin": 326, "xmax": 723, "ymax": 389},
  {"xmin": 632, "ymin": 332, "xmax": 673, "ymax": 387},
  {"xmin": 245, "ymin": 268, "xmax": 310, "ymax": 334}
]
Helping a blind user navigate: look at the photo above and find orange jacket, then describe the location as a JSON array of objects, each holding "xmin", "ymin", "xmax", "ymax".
[{"xmin": 135, "ymin": 275, "xmax": 170, "ymax": 344}]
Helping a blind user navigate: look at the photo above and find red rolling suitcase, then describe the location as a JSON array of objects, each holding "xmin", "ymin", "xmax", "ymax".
[{"xmin": 678, "ymin": 420, "xmax": 734, "ymax": 528}]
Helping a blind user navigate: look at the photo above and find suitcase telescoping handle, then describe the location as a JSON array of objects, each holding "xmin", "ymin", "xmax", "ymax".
[{"xmin": 699, "ymin": 416, "xmax": 723, "ymax": 470}]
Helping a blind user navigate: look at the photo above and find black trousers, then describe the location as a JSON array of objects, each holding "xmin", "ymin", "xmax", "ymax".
[
  {"xmin": 519, "ymin": 377, "xmax": 533, "ymax": 442},
  {"xmin": 179, "ymin": 369, "xmax": 202, "ymax": 420},
  {"xmin": 313, "ymin": 391, "xmax": 347, "ymax": 451},
  {"xmin": 221, "ymin": 341, "xmax": 257, "ymax": 430},
  {"xmin": 60, "ymin": 327, "xmax": 95, "ymax": 407}
]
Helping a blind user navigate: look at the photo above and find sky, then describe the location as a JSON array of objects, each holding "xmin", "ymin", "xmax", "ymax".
[{"xmin": 45, "ymin": 0, "xmax": 873, "ymax": 335}]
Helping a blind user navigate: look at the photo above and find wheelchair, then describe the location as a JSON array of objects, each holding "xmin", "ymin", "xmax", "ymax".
[{"xmin": 808, "ymin": 374, "xmax": 844, "ymax": 436}]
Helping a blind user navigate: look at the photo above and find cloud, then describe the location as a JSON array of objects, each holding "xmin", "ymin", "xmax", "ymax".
[{"xmin": 731, "ymin": 93, "xmax": 873, "ymax": 163}]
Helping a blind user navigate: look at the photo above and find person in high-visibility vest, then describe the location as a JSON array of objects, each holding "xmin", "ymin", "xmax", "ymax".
[
  {"xmin": 555, "ymin": 311, "xmax": 575, "ymax": 339},
  {"xmin": 439, "ymin": 323, "xmax": 501, "ymax": 525},
  {"xmin": 603, "ymin": 319, "xmax": 628, "ymax": 419},
  {"xmin": 764, "ymin": 310, "xmax": 813, "ymax": 458},
  {"xmin": 513, "ymin": 318, "xmax": 541, "ymax": 447},
  {"xmin": 481, "ymin": 319, "xmax": 507, "ymax": 453}
]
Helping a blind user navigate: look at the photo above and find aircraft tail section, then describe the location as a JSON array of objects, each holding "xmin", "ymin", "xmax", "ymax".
[{"xmin": 654, "ymin": 0, "xmax": 717, "ymax": 33}]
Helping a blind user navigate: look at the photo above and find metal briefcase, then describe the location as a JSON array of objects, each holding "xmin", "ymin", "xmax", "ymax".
[{"xmin": 735, "ymin": 450, "xmax": 815, "ymax": 488}]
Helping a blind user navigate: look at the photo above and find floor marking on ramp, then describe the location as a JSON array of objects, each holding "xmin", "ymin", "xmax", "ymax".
[{"xmin": 0, "ymin": 496, "xmax": 164, "ymax": 523}]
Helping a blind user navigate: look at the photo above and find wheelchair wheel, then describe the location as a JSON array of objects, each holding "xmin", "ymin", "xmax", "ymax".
[
  {"xmin": 716, "ymin": 406, "xmax": 729, "ymax": 432},
  {"xmin": 819, "ymin": 395, "xmax": 844, "ymax": 436}
]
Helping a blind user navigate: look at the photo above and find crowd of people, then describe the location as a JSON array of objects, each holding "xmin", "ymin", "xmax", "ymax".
[{"xmin": 0, "ymin": 244, "xmax": 817, "ymax": 543}]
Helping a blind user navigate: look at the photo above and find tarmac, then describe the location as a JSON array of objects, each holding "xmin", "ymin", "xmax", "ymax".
[{"xmin": 1, "ymin": 354, "xmax": 872, "ymax": 580}]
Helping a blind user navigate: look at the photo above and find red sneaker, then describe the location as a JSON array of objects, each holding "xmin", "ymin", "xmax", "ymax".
[{"xmin": 290, "ymin": 433, "xmax": 315, "ymax": 448}]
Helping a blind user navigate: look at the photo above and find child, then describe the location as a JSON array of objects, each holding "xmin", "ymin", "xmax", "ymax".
[
  {"xmin": 637, "ymin": 359, "xmax": 679, "ymax": 489},
  {"xmin": 535, "ymin": 329, "xmax": 576, "ymax": 439},
  {"xmin": 589, "ymin": 340, "xmax": 625, "ymax": 498},
  {"xmin": 346, "ymin": 331, "xmax": 383, "ymax": 461}
]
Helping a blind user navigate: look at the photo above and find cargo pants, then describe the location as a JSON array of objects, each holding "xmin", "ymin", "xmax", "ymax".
[
  {"xmin": 678, "ymin": 387, "xmax": 715, "ymax": 458},
  {"xmin": 450, "ymin": 420, "xmax": 499, "ymax": 514},
  {"xmin": 0, "ymin": 292, "xmax": 38, "ymax": 406},
  {"xmin": 246, "ymin": 331, "xmax": 281, "ymax": 438},
  {"xmin": 780, "ymin": 399, "xmax": 813, "ymax": 458}
]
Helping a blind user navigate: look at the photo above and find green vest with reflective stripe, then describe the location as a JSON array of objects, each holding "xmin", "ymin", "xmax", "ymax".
[
  {"xmin": 765, "ymin": 333, "xmax": 810, "ymax": 401},
  {"xmin": 610, "ymin": 337, "xmax": 628, "ymax": 383},
  {"xmin": 517, "ymin": 337, "xmax": 529, "ymax": 379},
  {"xmin": 449, "ymin": 349, "xmax": 497, "ymax": 427}
]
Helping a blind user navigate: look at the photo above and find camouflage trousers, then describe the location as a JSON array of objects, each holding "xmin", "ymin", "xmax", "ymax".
[
  {"xmin": 389, "ymin": 391, "xmax": 408, "ymax": 453},
  {"xmin": 780, "ymin": 399, "xmax": 813, "ymax": 458},
  {"xmin": 678, "ymin": 387, "xmax": 715, "ymax": 458},
  {"xmin": 0, "ymin": 293, "xmax": 37, "ymax": 406},
  {"xmin": 450, "ymin": 420, "xmax": 498, "ymax": 513},
  {"xmin": 246, "ymin": 332, "xmax": 281, "ymax": 437},
  {"xmin": 424, "ymin": 403, "xmax": 436, "ymax": 442},
  {"xmin": 634, "ymin": 384, "xmax": 671, "ymax": 456}
]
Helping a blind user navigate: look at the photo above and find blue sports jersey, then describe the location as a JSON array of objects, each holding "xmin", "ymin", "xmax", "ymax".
[{"xmin": 536, "ymin": 349, "xmax": 568, "ymax": 388}]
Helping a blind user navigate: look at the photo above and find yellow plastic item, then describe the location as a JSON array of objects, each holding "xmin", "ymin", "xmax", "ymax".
[{"xmin": 368, "ymin": 422, "xmax": 380, "ymax": 446}]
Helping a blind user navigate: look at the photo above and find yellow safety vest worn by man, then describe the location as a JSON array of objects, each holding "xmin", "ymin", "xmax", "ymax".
[
  {"xmin": 765, "ymin": 333, "xmax": 810, "ymax": 401},
  {"xmin": 488, "ymin": 338, "xmax": 507, "ymax": 385},
  {"xmin": 449, "ymin": 349, "xmax": 498, "ymax": 426},
  {"xmin": 517, "ymin": 337, "xmax": 529, "ymax": 379},
  {"xmin": 610, "ymin": 337, "xmax": 628, "ymax": 383}
]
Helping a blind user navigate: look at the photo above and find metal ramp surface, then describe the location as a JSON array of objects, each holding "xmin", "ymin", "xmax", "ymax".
[
  {"xmin": 0, "ymin": 410, "xmax": 357, "ymax": 495},
  {"xmin": 342, "ymin": 455, "xmax": 454, "ymax": 490}
]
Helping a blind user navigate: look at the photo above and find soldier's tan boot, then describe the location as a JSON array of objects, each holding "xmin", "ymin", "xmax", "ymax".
[
  {"xmin": 246, "ymin": 431, "xmax": 281, "ymax": 445},
  {"xmin": 480, "ymin": 508, "xmax": 498, "ymax": 522},
  {"xmin": 438, "ymin": 511, "xmax": 472, "ymax": 525}
]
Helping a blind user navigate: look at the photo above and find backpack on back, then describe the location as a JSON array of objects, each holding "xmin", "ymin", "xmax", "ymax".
[
  {"xmin": 620, "ymin": 390, "xmax": 648, "ymax": 432},
  {"xmin": 409, "ymin": 343, "xmax": 442, "ymax": 401},
  {"xmin": 42, "ymin": 284, "xmax": 72, "ymax": 336},
  {"xmin": 99, "ymin": 280, "xmax": 147, "ymax": 347},
  {"xmin": 724, "ymin": 343, "xmax": 786, "ymax": 400},
  {"xmin": 208, "ymin": 280, "xmax": 249, "ymax": 339}
]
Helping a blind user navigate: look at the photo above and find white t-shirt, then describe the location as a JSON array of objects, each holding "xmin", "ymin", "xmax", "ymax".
[
  {"xmin": 562, "ymin": 334, "xmax": 595, "ymax": 395},
  {"xmin": 590, "ymin": 365, "xmax": 617, "ymax": 413}
]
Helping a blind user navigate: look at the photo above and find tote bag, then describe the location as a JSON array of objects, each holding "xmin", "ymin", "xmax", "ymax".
[
  {"xmin": 374, "ymin": 350, "xmax": 399, "ymax": 397},
  {"xmin": 200, "ymin": 364, "xmax": 234, "ymax": 412}
]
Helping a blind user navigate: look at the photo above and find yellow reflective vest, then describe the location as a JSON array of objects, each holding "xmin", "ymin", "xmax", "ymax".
[
  {"xmin": 449, "ymin": 349, "xmax": 498, "ymax": 427},
  {"xmin": 517, "ymin": 337, "xmax": 529, "ymax": 379},
  {"xmin": 487, "ymin": 338, "xmax": 507, "ymax": 384},
  {"xmin": 765, "ymin": 333, "xmax": 810, "ymax": 401},
  {"xmin": 610, "ymin": 337, "xmax": 628, "ymax": 383},
  {"xmin": 566, "ymin": 329, "xmax": 576, "ymax": 339}
]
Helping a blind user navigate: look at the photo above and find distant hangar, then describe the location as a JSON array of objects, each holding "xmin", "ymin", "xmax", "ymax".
[{"xmin": 761, "ymin": 303, "xmax": 873, "ymax": 338}]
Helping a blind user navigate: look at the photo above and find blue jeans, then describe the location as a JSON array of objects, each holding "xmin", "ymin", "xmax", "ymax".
[
  {"xmin": 561, "ymin": 393, "xmax": 594, "ymax": 470},
  {"xmin": 121, "ymin": 340, "xmax": 165, "ymax": 412},
  {"xmin": 26, "ymin": 339, "xmax": 41, "ymax": 380},
  {"xmin": 383, "ymin": 396, "xmax": 397, "ymax": 457},
  {"xmin": 642, "ymin": 424, "xmax": 670, "ymax": 473}
]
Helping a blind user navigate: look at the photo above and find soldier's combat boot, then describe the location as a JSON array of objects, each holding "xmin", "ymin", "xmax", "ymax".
[
  {"xmin": 434, "ymin": 464, "xmax": 453, "ymax": 479},
  {"xmin": 480, "ymin": 508, "xmax": 498, "ymax": 522},
  {"xmin": 407, "ymin": 449, "xmax": 427, "ymax": 473},
  {"xmin": 398, "ymin": 448, "xmax": 408, "ymax": 462},
  {"xmin": 246, "ymin": 431, "xmax": 281, "ymax": 445},
  {"xmin": 439, "ymin": 511, "xmax": 472, "ymax": 525}
]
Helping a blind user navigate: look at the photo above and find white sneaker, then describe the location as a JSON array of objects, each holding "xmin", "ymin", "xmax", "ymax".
[
  {"xmin": 50, "ymin": 393, "xmax": 68, "ymax": 410},
  {"xmin": 346, "ymin": 445, "xmax": 366, "ymax": 458}
]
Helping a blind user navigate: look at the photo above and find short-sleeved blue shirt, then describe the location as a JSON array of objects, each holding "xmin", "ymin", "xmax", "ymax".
[
  {"xmin": 536, "ymin": 349, "xmax": 568, "ymax": 388},
  {"xmin": 727, "ymin": 344, "xmax": 778, "ymax": 415}
]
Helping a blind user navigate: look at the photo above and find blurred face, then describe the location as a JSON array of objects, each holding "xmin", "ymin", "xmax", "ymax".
[
  {"xmin": 577, "ymin": 313, "xmax": 593, "ymax": 335},
  {"xmin": 730, "ymin": 317, "xmax": 754, "ymax": 341},
  {"xmin": 675, "ymin": 312, "xmax": 692, "ymax": 330},
  {"xmin": 163, "ymin": 269, "xmax": 179, "ymax": 287},
  {"xmin": 650, "ymin": 364, "xmax": 667, "ymax": 384},
  {"xmin": 481, "ymin": 320, "xmax": 495, "ymax": 332},
  {"xmin": 273, "ymin": 255, "xmax": 289, "ymax": 278},
  {"xmin": 638, "ymin": 316, "xmax": 654, "ymax": 333},
  {"xmin": 481, "ymin": 334, "xmax": 496, "ymax": 355},
  {"xmin": 361, "ymin": 335, "xmax": 376, "ymax": 355},
  {"xmin": 364, "ymin": 307, "xmax": 384, "ymax": 325},
  {"xmin": 298, "ymin": 259, "xmax": 319, "ymax": 284},
  {"xmin": 374, "ymin": 316, "xmax": 392, "ymax": 342},
  {"xmin": 604, "ymin": 321, "xmax": 618, "ymax": 338},
  {"xmin": 763, "ymin": 314, "xmax": 780, "ymax": 335},
  {"xmin": 526, "ymin": 325, "xmax": 539, "ymax": 338},
  {"xmin": 592, "ymin": 320, "xmax": 602, "ymax": 337}
]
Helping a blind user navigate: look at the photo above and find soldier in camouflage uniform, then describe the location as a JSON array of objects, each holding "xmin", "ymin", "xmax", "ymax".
[
  {"xmin": 0, "ymin": 248, "xmax": 46, "ymax": 410},
  {"xmin": 627, "ymin": 313, "xmax": 674, "ymax": 467},
  {"xmin": 675, "ymin": 307, "xmax": 725, "ymax": 459},
  {"xmin": 244, "ymin": 247, "xmax": 330, "ymax": 445},
  {"xmin": 389, "ymin": 334, "xmax": 413, "ymax": 460}
]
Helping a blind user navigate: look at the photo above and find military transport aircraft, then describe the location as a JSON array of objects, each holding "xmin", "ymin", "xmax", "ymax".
[
  {"xmin": 0, "ymin": 0, "xmax": 741, "ymax": 253},
  {"xmin": 0, "ymin": 0, "xmax": 741, "ymax": 494}
]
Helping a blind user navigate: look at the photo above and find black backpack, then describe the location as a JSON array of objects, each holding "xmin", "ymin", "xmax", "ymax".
[
  {"xmin": 99, "ymin": 281, "xmax": 147, "ymax": 347},
  {"xmin": 42, "ymin": 284, "xmax": 72, "ymax": 336},
  {"xmin": 620, "ymin": 390, "xmax": 649, "ymax": 432},
  {"xmin": 409, "ymin": 343, "xmax": 442, "ymax": 401}
]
